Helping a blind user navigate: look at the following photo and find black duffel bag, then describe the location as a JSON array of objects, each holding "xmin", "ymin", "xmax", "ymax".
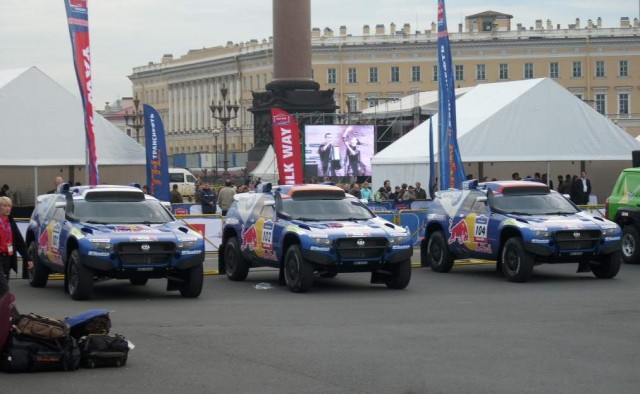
[
  {"xmin": 78, "ymin": 334, "xmax": 129, "ymax": 368},
  {"xmin": 0, "ymin": 334, "xmax": 80, "ymax": 373}
]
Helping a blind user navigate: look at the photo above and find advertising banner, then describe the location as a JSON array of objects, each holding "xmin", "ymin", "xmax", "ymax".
[
  {"xmin": 437, "ymin": 0, "xmax": 466, "ymax": 189},
  {"xmin": 64, "ymin": 0, "xmax": 99, "ymax": 185},
  {"xmin": 270, "ymin": 108, "xmax": 304, "ymax": 184},
  {"xmin": 143, "ymin": 104, "xmax": 170, "ymax": 201}
]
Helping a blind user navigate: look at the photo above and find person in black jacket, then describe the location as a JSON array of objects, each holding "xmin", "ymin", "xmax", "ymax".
[
  {"xmin": 0, "ymin": 196, "xmax": 31, "ymax": 296},
  {"xmin": 200, "ymin": 183, "xmax": 217, "ymax": 214}
]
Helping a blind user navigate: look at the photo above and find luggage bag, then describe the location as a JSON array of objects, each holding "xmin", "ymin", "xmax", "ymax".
[
  {"xmin": 0, "ymin": 334, "xmax": 80, "ymax": 373},
  {"xmin": 78, "ymin": 334, "xmax": 129, "ymax": 368},
  {"xmin": 64, "ymin": 309, "xmax": 111, "ymax": 339}
]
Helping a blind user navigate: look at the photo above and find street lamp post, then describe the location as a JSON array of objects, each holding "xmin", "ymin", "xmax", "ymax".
[
  {"xmin": 212, "ymin": 129, "xmax": 220, "ymax": 178},
  {"xmin": 124, "ymin": 96, "xmax": 144, "ymax": 143},
  {"xmin": 209, "ymin": 84, "xmax": 239, "ymax": 176}
]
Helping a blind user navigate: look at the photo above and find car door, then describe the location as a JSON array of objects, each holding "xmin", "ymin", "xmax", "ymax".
[
  {"xmin": 37, "ymin": 196, "xmax": 66, "ymax": 267},
  {"xmin": 450, "ymin": 191, "xmax": 493, "ymax": 259}
]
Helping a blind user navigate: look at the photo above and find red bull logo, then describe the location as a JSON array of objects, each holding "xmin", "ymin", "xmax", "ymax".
[
  {"xmin": 241, "ymin": 225, "xmax": 259, "ymax": 251},
  {"xmin": 448, "ymin": 219, "xmax": 469, "ymax": 244}
]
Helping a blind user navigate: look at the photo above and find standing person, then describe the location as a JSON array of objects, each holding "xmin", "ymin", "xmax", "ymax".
[
  {"xmin": 48, "ymin": 176, "xmax": 65, "ymax": 193},
  {"xmin": 318, "ymin": 133, "xmax": 341, "ymax": 177},
  {"xmin": 0, "ymin": 196, "xmax": 31, "ymax": 295},
  {"xmin": 0, "ymin": 184, "xmax": 8, "ymax": 197},
  {"xmin": 573, "ymin": 171, "xmax": 592, "ymax": 205},
  {"xmin": 170, "ymin": 184, "xmax": 183, "ymax": 204},
  {"xmin": 569, "ymin": 175, "xmax": 581, "ymax": 204},
  {"xmin": 359, "ymin": 181, "xmax": 373, "ymax": 202},
  {"xmin": 414, "ymin": 182, "xmax": 427, "ymax": 199},
  {"xmin": 217, "ymin": 179, "xmax": 236, "ymax": 216},
  {"xmin": 344, "ymin": 137, "xmax": 362, "ymax": 177},
  {"xmin": 373, "ymin": 187, "xmax": 386, "ymax": 202},
  {"xmin": 200, "ymin": 183, "xmax": 217, "ymax": 214},
  {"xmin": 556, "ymin": 175, "xmax": 564, "ymax": 192}
]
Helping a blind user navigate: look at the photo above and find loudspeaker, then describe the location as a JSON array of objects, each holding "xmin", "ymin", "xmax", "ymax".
[{"xmin": 633, "ymin": 150, "xmax": 640, "ymax": 167}]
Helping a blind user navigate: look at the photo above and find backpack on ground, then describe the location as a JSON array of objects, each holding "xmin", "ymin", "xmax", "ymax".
[
  {"xmin": 0, "ymin": 334, "xmax": 80, "ymax": 373},
  {"xmin": 64, "ymin": 309, "xmax": 111, "ymax": 339},
  {"xmin": 78, "ymin": 334, "xmax": 129, "ymax": 368},
  {"xmin": 13, "ymin": 313, "xmax": 70, "ymax": 341}
]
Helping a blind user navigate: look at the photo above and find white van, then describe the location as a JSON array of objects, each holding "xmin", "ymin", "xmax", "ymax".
[{"xmin": 169, "ymin": 168, "xmax": 197, "ymax": 199}]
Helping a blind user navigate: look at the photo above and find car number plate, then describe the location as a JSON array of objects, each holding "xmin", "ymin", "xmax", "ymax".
[
  {"xmin": 353, "ymin": 261, "xmax": 368, "ymax": 266},
  {"xmin": 569, "ymin": 252, "xmax": 583, "ymax": 256},
  {"xmin": 137, "ymin": 267, "xmax": 153, "ymax": 271}
]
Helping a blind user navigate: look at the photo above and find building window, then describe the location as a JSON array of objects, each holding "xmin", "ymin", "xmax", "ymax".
[
  {"xmin": 619, "ymin": 60, "xmax": 628, "ymax": 77},
  {"xmin": 476, "ymin": 64, "xmax": 486, "ymax": 80},
  {"xmin": 432, "ymin": 65, "xmax": 438, "ymax": 82},
  {"xmin": 572, "ymin": 61, "xmax": 582, "ymax": 77},
  {"xmin": 455, "ymin": 65, "xmax": 464, "ymax": 81},
  {"xmin": 499, "ymin": 64, "xmax": 509, "ymax": 80},
  {"xmin": 367, "ymin": 98, "xmax": 379, "ymax": 107},
  {"xmin": 348, "ymin": 68, "xmax": 357, "ymax": 84},
  {"xmin": 595, "ymin": 93, "xmax": 606, "ymax": 115},
  {"xmin": 549, "ymin": 62, "xmax": 559, "ymax": 78},
  {"xmin": 369, "ymin": 67, "xmax": 378, "ymax": 83},
  {"xmin": 346, "ymin": 95, "xmax": 358, "ymax": 112},
  {"xmin": 619, "ymin": 93, "xmax": 629, "ymax": 115},
  {"xmin": 524, "ymin": 63, "xmax": 534, "ymax": 79},
  {"xmin": 411, "ymin": 66, "xmax": 421, "ymax": 82},
  {"xmin": 391, "ymin": 66, "xmax": 400, "ymax": 82},
  {"xmin": 574, "ymin": 93, "xmax": 583, "ymax": 101},
  {"xmin": 327, "ymin": 68, "xmax": 337, "ymax": 84},
  {"xmin": 595, "ymin": 61, "xmax": 605, "ymax": 77}
]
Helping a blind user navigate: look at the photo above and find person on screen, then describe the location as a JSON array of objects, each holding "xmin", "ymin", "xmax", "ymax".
[
  {"xmin": 344, "ymin": 136, "xmax": 364, "ymax": 177},
  {"xmin": 318, "ymin": 133, "xmax": 341, "ymax": 177}
]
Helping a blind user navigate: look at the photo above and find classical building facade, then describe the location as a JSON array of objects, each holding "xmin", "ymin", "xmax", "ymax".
[{"xmin": 127, "ymin": 12, "xmax": 640, "ymax": 160}]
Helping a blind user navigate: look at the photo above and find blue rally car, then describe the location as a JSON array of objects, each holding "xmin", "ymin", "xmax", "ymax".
[
  {"xmin": 219, "ymin": 184, "xmax": 413, "ymax": 292},
  {"xmin": 26, "ymin": 184, "xmax": 205, "ymax": 300},
  {"xmin": 422, "ymin": 180, "xmax": 622, "ymax": 282}
]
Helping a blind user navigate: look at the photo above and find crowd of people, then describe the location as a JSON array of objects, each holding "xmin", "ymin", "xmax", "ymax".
[{"xmin": 508, "ymin": 171, "xmax": 593, "ymax": 205}]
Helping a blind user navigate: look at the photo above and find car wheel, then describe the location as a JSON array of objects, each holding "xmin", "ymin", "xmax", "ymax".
[
  {"xmin": 591, "ymin": 252, "xmax": 622, "ymax": 279},
  {"xmin": 385, "ymin": 259, "xmax": 412, "ymax": 289},
  {"xmin": 27, "ymin": 241, "xmax": 49, "ymax": 288},
  {"xmin": 284, "ymin": 244, "xmax": 314, "ymax": 293},
  {"xmin": 427, "ymin": 231, "xmax": 454, "ymax": 273},
  {"xmin": 129, "ymin": 277, "xmax": 149, "ymax": 286},
  {"xmin": 224, "ymin": 237, "xmax": 249, "ymax": 281},
  {"xmin": 501, "ymin": 237, "xmax": 534, "ymax": 283},
  {"xmin": 179, "ymin": 264, "xmax": 204, "ymax": 298},
  {"xmin": 67, "ymin": 250, "xmax": 93, "ymax": 300},
  {"xmin": 620, "ymin": 226, "xmax": 640, "ymax": 264}
]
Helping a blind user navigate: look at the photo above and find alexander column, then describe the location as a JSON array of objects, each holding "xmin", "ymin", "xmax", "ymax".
[{"xmin": 248, "ymin": 0, "xmax": 338, "ymax": 175}]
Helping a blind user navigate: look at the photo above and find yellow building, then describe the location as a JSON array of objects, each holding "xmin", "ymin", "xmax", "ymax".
[{"xmin": 128, "ymin": 12, "xmax": 640, "ymax": 158}]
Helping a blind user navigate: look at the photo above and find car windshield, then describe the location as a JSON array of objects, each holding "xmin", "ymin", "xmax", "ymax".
[
  {"xmin": 280, "ymin": 198, "xmax": 375, "ymax": 221},
  {"xmin": 72, "ymin": 200, "xmax": 175, "ymax": 224},
  {"xmin": 488, "ymin": 192, "xmax": 579, "ymax": 215}
]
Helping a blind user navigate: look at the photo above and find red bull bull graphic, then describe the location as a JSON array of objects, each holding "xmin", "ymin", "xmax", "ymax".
[
  {"xmin": 241, "ymin": 224, "xmax": 259, "ymax": 252},
  {"xmin": 448, "ymin": 218, "xmax": 469, "ymax": 244}
]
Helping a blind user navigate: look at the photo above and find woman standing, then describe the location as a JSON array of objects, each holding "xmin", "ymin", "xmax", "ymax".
[{"xmin": 0, "ymin": 196, "xmax": 30, "ymax": 295}]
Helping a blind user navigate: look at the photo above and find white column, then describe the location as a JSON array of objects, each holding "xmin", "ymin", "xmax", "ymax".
[{"xmin": 168, "ymin": 86, "xmax": 173, "ymax": 133}]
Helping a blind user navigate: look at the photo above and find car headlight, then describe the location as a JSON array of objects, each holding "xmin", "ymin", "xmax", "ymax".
[
  {"xmin": 90, "ymin": 241, "xmax": 113, "ymax": 251},
  {"xmin": 532, "ymin": 230, "xmax": 550, "ymax": 238},
  {"xmin": 602, "ymin": 227, "xmax": 618, "ymax": 236},
  {"xmin": 310, "ymin": 236, "xmax": 332, "ymax": 247},
  {"xmin": 389, "ymin": 235, "xmax": 409, "ymax": 245},
  {"xmin": 177, "ymin": 240, "xmax": 199, "ymax": 249}
]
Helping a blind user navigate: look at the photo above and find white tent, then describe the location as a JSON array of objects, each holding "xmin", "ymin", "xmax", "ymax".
[
  {"xmin": 0, "ymin": 67, "xmax": 146, "ymax": 204},
  {"xmin": 371, "ymin": 78, "xmax": 640, "ymax": 199},
  {"xmin": 249, "ymin": 145, "xmax": 279, "ymax": 184}
]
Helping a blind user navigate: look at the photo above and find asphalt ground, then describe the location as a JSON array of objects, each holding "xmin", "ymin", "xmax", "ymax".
[{"xmin": 3, "ymin": 253, "xmax": 640, "ymax": 394}]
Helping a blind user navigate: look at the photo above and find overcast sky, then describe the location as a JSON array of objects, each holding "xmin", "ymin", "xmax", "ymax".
[{"xmin": 1, "ymin": 1, "xmax": 637, "ymax": 108}]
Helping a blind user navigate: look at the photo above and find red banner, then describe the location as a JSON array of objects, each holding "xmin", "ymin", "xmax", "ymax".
[
  {"xmin": 65, "ymin": 0, "xmax": 99, "ymax": 185},
  {"xmin": 270, "ymin": 108, "xmax": 304, "ymax": 185}
]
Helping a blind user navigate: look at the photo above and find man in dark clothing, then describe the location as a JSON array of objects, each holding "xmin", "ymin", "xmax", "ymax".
[
  {"xmin": 170, "ymin": 184, "xmax": 183, "ymax": 204},
  {"xmin": 200, "ymin": 183, "xmax": 217, "ymax": 214},
  {"xmin": 414, "ymin": 182, "xmax": 427, "ymax": 200},
  {"xmin": 571, "ymin": 171, "xmax": 592, "ymax": 205}
]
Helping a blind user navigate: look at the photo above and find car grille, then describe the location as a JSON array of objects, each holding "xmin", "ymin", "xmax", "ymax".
[
  {"xmin": 116, "ymin": 242, "xmax": 176, "ymax": 266},
  {"xmin": 336, "ymin": 237, "xmax": 388, "ymax": 260},
  {"xmin": 554, "ymin": 230, "xmax": 601, "ymax": 251}
]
